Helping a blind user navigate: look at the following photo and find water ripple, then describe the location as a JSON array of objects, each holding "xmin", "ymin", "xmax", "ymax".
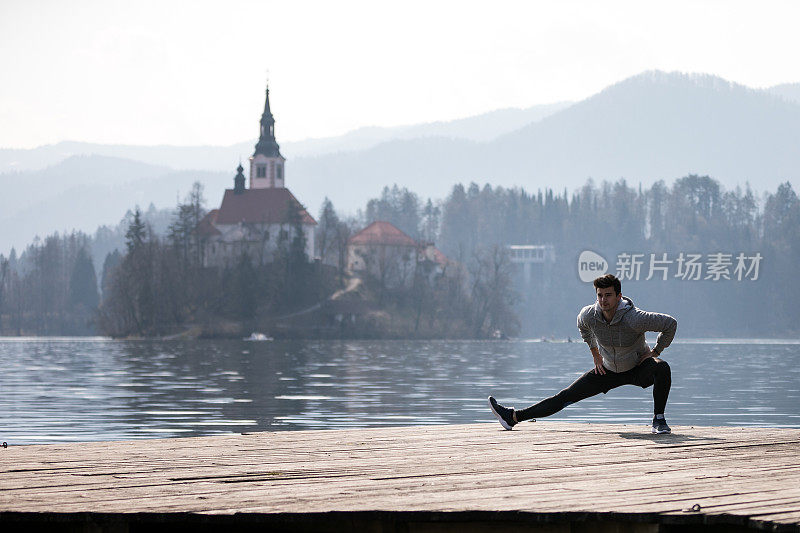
[{"xmin": 0, "ymin": 338, "xmax": 798, "ymax": 444}]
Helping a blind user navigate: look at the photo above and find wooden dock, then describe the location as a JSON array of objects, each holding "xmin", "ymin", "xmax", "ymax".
[{"xmin": 1, "ymin": 422, "xmax": 799, "ymax": 532}]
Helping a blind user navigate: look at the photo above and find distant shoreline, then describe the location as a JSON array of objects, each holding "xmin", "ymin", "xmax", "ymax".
[{"xmin": 1, "ymin": 336, "xmax": 800, "ymax": 343}]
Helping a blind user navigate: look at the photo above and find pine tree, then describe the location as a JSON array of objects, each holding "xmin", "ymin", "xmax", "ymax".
[
  {"xmin": 68, "ymin": 247, "xmax": 100, "ymax": 311},
  {"xmin": 317, "ymin": 197, "xmax": 340, "ymax": 264},
  {"xmin": 125, "ymin": 208, "xmax": 146, "ymax": 253}
]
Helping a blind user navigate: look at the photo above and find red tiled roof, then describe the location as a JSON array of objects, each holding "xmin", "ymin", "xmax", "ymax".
[
  {"xmin": 214, "ymin": 188, "xmax": 317, "ymax": 226},
  {"xmin": 348, "ymin": 221, "xmax": 417, "ymax": 247},
  {"xmin": 195, "ymin": 209, "xmax": 222, "ymax": 236},
  {"xmin": 431, "ymin": 247, "xmax": 449, "ymax": 266}
]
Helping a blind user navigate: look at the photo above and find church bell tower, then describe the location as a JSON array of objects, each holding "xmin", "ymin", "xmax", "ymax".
[{"xmin": 249, "ymin": 85, "xmax": 286, "ymax": 189}]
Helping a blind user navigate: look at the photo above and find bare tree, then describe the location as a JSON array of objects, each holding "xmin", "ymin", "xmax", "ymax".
[{"xmin": 469, "ymin": 245, "xmax": 518, "ymax": 338}]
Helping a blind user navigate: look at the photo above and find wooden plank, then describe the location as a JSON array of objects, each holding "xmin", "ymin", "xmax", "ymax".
[{"xmin": 0, "ymin": 422, "xmax": 798, "ymax": 529}]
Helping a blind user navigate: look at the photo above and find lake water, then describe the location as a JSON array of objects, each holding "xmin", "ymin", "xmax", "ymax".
[{"xmin": 1, "ymin": 338, "xmax": 799, "ymax": 444}]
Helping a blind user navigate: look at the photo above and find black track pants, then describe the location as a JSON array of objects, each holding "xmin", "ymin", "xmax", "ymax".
[{"xmin": 514, "ymin": 357, "xmax": 671, "ymax": 422}]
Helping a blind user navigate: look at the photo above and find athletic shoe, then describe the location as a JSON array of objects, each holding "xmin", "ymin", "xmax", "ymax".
[
  {"xmin": 652, "ymin": 416, "xmax": 671, "ymax": 434},
  {"xmin": 488, "ymin": 396, "xmax": 516, "ymax": 430}
]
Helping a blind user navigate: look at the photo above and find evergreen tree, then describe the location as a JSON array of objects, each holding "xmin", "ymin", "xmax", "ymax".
[
  {"xmin": 317, "ymin": 197, "xmax": 340, "ymax": 264},
  {"xmin": 168, "ymin": 182, "xmax": 207, "ymax": 265},
  {"xmin": 365, "ymin": 184, "xmax": 422, "ymax": 238},
  {"xmin": 101, "ymin": 250, "xmax": 122, "ymax": 298},
  {"xmin": 421, "ymin": 198, "xmax": 441, "ymax": 243},
  {"xmin": 0, "ymin": 255, "xmax": 8, "ymax": 331},
  {"xmin": 125, "ymin": 208, "xmax": 146, "ymax": 253},
  {"xmin": 68, "ymin": 247, "xmax": 100, "ymax": 310}
]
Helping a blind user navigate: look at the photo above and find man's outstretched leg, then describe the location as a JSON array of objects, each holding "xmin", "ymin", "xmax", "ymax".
[
  {"xmin": 634, "ymin": 357, "xmax": 672, "ymax": 434},
  {"xmin": 489, "ymin": 369, "xmax": 623, "ymax": 430}
]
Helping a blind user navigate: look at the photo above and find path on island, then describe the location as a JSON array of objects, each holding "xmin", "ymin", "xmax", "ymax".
[{"xmin": 272, "ymin": 274, "xmax": 362, "ymax": 321}]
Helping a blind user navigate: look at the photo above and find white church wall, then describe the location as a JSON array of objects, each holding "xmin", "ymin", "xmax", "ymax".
[{"xmin": 203, "ymin": 222, "xmax": 317, "ymax": 268}]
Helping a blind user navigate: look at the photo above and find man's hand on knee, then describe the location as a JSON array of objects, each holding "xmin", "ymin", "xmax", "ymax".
[{"xmin": 592, "ymin": 353, "xmax": 606, "ymax": 375}]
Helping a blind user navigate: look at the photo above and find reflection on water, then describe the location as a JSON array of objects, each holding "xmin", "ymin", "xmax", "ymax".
[{"xmin": 0, "ymin": 338, "xmax": 798, "ymax": 444}]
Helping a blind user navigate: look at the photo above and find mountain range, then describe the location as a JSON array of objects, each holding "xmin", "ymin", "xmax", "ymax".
[{"xmin": 1, "ymin": 70, "xmax": 799, "ymax": 254}]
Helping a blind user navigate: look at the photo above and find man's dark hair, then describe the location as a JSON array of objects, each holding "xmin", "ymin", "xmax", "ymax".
[{"xmin": 594, "ymin": 273, "xmax": 621, "ymax": 295}]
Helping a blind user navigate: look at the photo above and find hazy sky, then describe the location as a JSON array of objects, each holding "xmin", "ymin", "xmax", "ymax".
[{"xmin": 1, "ymin": 0, "xmax": 799, "ymax": 149}]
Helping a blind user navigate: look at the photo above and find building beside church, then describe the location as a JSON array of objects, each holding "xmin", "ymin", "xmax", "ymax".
[
  {"xmin": 506, "ymin": 244, "xmax": 556, "ymax": 287},
  {"xmin": 198, "ymin": 86, "xmax": 316, "ymax": 267},
  {"xmin": 347, "ymin": 221, "xmax": 449, "ymax": 288}
]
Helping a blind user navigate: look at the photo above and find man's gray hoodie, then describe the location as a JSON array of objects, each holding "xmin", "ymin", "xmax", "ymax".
[{"xmin": 577, "ymin": 296, "xmax": 677, "ymax": 373}]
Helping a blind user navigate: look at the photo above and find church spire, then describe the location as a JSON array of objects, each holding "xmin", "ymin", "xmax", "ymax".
[
  {"xmin": 233, "ymin": 163, "xmax": 245, "ymax": 194},
  {"xmin": 249, "ymin": 83, "xmax": 286, "ymax": 189},
  {"xmin": 253, "ymin": 85, "xmax": 282, "ymax": 158}
]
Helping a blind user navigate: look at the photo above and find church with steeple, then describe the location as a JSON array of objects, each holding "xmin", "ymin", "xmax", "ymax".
[
  {"xmin": 249, "ymin": 87, "xmax": 286, "ymax": 189},
  {"xmin": 197, "ymin": 86, "xmax": 317, "ymax": 267}
]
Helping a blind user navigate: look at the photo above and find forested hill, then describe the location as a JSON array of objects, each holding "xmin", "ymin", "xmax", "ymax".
[{"xmin": 1, "ymin": 174, "xmax": 798, "ymax": 337}]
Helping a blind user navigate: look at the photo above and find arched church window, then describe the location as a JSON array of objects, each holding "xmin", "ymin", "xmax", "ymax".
[{"xmin": 257, "ymin": 165, "xmax": 266, "ymax": 178}]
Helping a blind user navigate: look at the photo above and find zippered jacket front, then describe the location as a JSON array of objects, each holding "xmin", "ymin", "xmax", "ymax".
[{"xmin": 577, "ymin": 296, "xmax": 677, "ymax": 373}]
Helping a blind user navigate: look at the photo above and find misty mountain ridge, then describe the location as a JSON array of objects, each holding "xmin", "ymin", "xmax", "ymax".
[
  {"xmin": 0, "ymin": 155, "xmax": 179, "ymax": 221},
  {"xmin": 0, "ymin": 103, "xmax": 571, "ymax": 174},
  {"xmin": 484, "ymin": 70, "xmax": 800, "ymax": 187},
  {"xmin": 765, "ymin": 82, "xmax": 800, "ymax": 104},
  {"xmin": 0, "ymin": 155, "xmax": 228, "ymax": 253},
  {"xmin": 288, "ymin": 70, "xmax": 800, "ymax": 211},
  {"xmin": 0, "ymin": 141, "xmax": 255, "ymax": 176},
  {"xmin": 284, "ymin": 102, "xmax": 572, "ymax": 157},
  {"xmin": 1, "ymin": 70, "xmax": 799, "ymax": 255}
]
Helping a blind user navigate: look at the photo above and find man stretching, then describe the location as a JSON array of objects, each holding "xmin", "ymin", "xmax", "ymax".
[{"xmin": 489, "ymin": 274, "xmax": 677, "ymax": 434}]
